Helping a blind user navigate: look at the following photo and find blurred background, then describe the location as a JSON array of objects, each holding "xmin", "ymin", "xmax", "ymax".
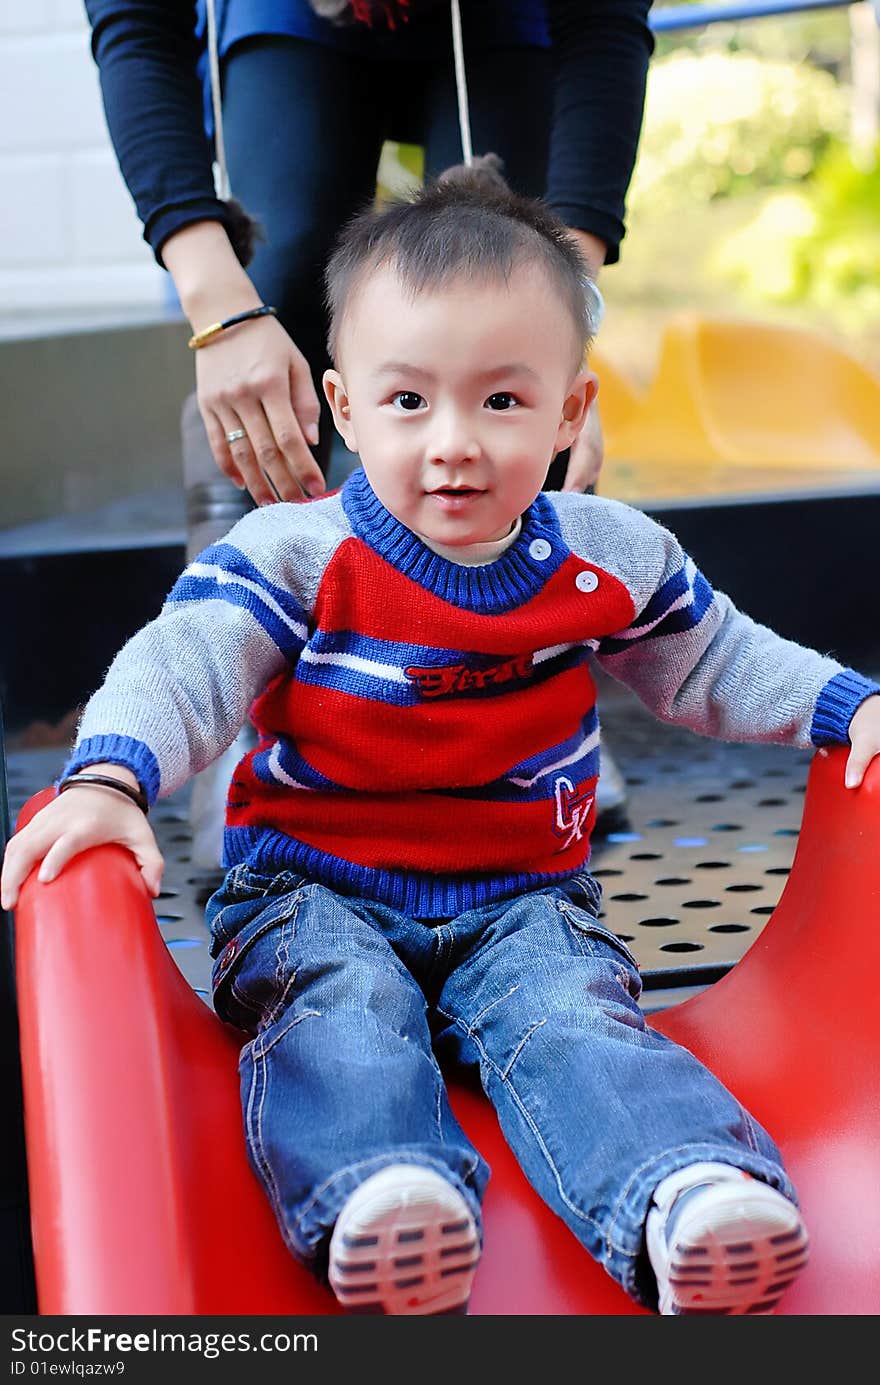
[
  {"xmin": 1, "ymin": 0, "xmax": 879, "ymax": 731},
  {"xmin": 606, "ymin": 0, "xmax": 880, "ymax": 384},
  {"xmin": 2, "ymin": 1, "xmax": 878, "ymax": 524}
]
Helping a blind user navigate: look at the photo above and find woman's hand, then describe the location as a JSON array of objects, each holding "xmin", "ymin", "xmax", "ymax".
[
  {"xmin": 164, "ymin": 221, "xmax": 325, "ymax": 506},
  {"xmin": 195, "ymin": 315, "xmax": 326, "ymax": 506},
  {"xmin": 1, "ymin": 767, "xmax": 164, "ymax": 911}
]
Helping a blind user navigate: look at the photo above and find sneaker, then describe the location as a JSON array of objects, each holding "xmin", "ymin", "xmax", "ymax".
[
  {"xmin": 646, "ymin": 1162, "xmax": 809, "ymax": 1315},
  {"xmin": 328, "ymin": 1165, "xmax": 481, "ymax": 1315}
]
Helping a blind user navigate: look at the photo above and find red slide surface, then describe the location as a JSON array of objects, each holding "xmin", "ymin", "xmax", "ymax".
[{"xmin": 14, "ymin": 747, "xmax": 880, "ymax": 1315}]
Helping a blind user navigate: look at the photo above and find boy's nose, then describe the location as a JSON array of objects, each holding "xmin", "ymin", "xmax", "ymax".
[{"xmin": 426, "ymin": 414, "xmax": 482, "ymax": 467}]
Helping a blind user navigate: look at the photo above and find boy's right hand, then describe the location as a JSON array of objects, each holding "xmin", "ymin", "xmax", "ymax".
[{"xmin": 1, "ymin": 771, "xmax": 164, "ymax": 911}]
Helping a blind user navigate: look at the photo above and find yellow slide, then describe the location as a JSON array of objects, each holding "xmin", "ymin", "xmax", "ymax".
[{"xmin": 593, "ymin": 315, "xmax": 880, "ymax": 502}]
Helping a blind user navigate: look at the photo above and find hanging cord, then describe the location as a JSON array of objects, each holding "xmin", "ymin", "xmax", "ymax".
[
  {"xmin": 450, "ymin": 0, "xmax": 473, "ymax": 166},
  {"xmin": 205, "ymin": 0, "xmax": 231, "ymax": 199},
  {"xmin": 208, "ymin": 1, "xmax": 471, "ymax": 185}
]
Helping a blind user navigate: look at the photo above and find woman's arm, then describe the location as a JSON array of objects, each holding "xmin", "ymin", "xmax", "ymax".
[
  {"xmin": 85, "ymin": 0, "xmax": 325, "ymax": 501},
  {"xmin": 86, "ymin": 0, "xmax": 228, "ymax": 259},
  {"xmin": 546, "ymin": 0, "xmax": 654, "ymax": 266}
]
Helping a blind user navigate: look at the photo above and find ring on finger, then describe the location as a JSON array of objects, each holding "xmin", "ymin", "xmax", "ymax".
[{"xmin": 226, "ymin": 428, "xmax": 247, "ymax": 444}]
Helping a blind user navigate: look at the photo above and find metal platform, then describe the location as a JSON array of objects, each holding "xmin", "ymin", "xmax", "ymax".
[{"xmin": 7, "ymin": 667, "xmax": 853, "ymax": 1017}]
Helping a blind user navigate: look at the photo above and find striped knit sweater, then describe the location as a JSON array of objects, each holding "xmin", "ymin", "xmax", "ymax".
[{"xmin": 64, "ymin": 468, "xmax": 877, "ymax": 917}]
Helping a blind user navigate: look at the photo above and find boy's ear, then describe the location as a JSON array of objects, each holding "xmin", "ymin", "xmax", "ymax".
[
  {"xmin": 555, "ymin": 369, "xmax": 598, "ymax": 452},
  {"xmin": 322, "ymin": 369, "xmax": 358, "ymax": 453}
]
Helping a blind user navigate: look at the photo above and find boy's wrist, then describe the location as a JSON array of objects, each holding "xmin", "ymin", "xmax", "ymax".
[
  {"xmin": 68, "ymin": 762, "xmax": 141, "ymax": 790},
  {"xmin": 58, "ymin": 764, "xmax": 149, "ymax": 815},
  {"xmin": 812, "ymin": 670, "xmax": 880, "ymax": 745},
  {"xmin": 62, "ymin": 735, "xmax": 161, "ymax": 806}
]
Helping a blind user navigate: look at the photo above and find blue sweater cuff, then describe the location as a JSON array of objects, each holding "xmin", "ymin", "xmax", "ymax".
[
  {"xmin": 59, "ymin": 735, "xmax": 161, "ymax": 806},
  {"xmin": 810, "ymin": 670, "xmax": 880, "ymax": 746}
]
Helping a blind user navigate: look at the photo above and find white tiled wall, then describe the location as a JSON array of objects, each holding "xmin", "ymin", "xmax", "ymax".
[{"xmin": 0, "ymin": 2, "xmax": 167, "ymax": 315}]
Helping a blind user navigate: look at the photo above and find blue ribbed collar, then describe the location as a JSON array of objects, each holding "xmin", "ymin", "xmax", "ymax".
[{"xmin": 341, "ymin": 467, "xmax": 567, "ymax": 614}]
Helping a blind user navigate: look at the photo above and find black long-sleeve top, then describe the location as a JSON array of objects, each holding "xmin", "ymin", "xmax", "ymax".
[{"xmin": 84, "ymin": 1, "xmax": 654, "ymax": 266}]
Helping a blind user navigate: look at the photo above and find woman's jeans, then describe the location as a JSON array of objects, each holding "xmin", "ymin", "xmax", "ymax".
[{"xmin": 206, "ymin": 866, "xmax": 795, "ymax": 1308}]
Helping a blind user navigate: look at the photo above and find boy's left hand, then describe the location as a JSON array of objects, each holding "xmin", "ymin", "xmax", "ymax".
[{"xmin": 845, "ymin": 694, "xmax": 880, "ymax": 788}]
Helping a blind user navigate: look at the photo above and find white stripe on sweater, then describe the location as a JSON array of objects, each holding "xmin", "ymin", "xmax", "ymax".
[
  {"xmin": 508, "ymin": 726, "xmax": 601, "ymax": 789},
  {"xmin": 612, "ymin": 557, "xmax": 698, "ymax": 643},
  {"xmin": 532, "ymin": 641, "xmax": 579, "ymax": 665},
  {"xmin": 299, "ymin": 648, "xmax": 409, "ymax": 684},
  {"xmin": 267, "ymin": 741, "xmax": 313, "ymax": 791},
  {"xmin": 186, "ymin": 563, "xmax": 309, "ymax": 641}
]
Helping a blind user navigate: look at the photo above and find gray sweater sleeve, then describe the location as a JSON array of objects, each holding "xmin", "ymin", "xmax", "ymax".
[
  {"xmin": 62, "ymin": 497, "xmax": 349, "ymax": 802},
  {"xmin": 553, "ymin": 493, "xmax": 878, "ymax": 749}
]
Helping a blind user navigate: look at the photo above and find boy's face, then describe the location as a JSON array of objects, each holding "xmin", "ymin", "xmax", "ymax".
[{"xmin": 324, "ymin": 263, "xmax": 597, "ymax": 546}]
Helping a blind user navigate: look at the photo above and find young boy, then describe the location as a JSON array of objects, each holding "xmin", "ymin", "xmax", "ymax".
[{"xmin": 4, "ymin": 160, "xmax": 880, "ymax": 1317}]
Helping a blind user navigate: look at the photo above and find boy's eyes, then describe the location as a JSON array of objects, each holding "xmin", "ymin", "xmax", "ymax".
[
  {"xmin": 391, "ymin": 391, "xmax": 426, "ymax": 412},
  {"xmin": 388, "ymin": 391, "xmax": 520, "ymax": 412}
]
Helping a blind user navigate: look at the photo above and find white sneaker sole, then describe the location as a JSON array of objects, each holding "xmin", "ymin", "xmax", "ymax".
[
  {"xmin": 328, "ymin": 1165, "xmax": 481, "ymax": 1315},
  {"xmin": 650, "ymin": 1179, "xmax": 809, "ymax": 1315}
]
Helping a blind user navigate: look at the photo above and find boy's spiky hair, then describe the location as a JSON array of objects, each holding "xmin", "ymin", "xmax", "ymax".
[{"xmin": 324, "ymin": 154, "xmax": 594, "ymax": 369}]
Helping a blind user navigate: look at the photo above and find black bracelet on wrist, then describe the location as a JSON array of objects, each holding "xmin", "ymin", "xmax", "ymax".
[
  {"xmin": 57, "ymin": 773, "xmax": 149, "ymax": 815},
  {"xmin": 188, "ymin": 304, "xmax": 278, "ymax": 350}
]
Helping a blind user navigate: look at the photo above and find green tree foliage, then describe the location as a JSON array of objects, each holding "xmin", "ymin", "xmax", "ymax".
[
  {"xmin": 712, "ymin": 142, "xmax": 880, "ymax": 327},
  {"xmin": 629, "ymin": 50, "xmax": 847, "ymax": 214}
]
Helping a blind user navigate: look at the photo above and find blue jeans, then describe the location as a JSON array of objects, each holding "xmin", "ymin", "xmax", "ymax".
[{"xmin": 206, "ymin": 866, "xmax": 795, "ymax": 1307}]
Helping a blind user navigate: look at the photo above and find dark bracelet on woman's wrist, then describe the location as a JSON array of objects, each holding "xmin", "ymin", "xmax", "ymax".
[
  {"xmin": 188, "ymin": 303, "xmax": 278, "ymax": 350},
  {"xmin": 57, "ymin": 772, "xmax": 149, "ymax": 815}
]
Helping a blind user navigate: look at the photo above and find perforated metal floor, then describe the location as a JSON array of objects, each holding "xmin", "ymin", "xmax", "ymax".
[{"xmin": 8, "ymin": 665, "xmax": 843, "ymax": 1015}]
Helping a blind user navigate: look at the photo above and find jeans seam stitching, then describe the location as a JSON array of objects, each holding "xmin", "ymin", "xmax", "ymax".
[
  {"xmin": 605, "ymin": 1142, "xmax": 740, "ymax": 1265},
  {"xmin": 500, "ymin": 1070, "xmax": 624, "ymax": 1247},
  {"xmin": 557, "ymin": 900, "xmax": 640, "ymax": 972},
  {"xmin": 463, "ymin": 983, "xmax": 521, "ymax": 1030},
  {"xmin": 263, "ymin": 898, "xmax": 300, "ymax": 1028},
  {"xmin": 501, "ymin": 1018, "xmax": 547, "ymax": 1081},
  {"xmin": 230, "ymin": 976, "xmax": 263, "ymax": 1021},
  {"xmin": 256, "ymin": 1008, "xmax": 323, "ymax": 1058},
  {"xmin": 434, "ymin": 1005, "xmax": 505, "ymax": 1082},
  {"xmin": 243, "ymin": 1041, "xmax": 293, "ymax": 1251}
]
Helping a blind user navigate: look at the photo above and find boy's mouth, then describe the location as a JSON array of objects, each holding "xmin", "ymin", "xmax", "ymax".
[
  {"xmin": 427, "ymin": 485, "xmax": 485, "ymax": 510},
  {"xmin": 428, "ymin": 485, "xmax": 483, "ymax": 497}
]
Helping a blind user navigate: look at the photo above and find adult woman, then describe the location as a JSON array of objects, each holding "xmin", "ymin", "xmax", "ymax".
[{"xmin": 86, "ymin": 0, "xmax": 654, "ymax": 505}]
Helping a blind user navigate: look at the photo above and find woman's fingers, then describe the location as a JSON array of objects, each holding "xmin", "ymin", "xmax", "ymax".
[
  {"xmin": 262, "ymin": 371, "xmax": 325, "ymax": 498},
  {"xmin": 202, "ymin": 409, "xmax": 249, "ymax": 492},
  {"xmin": 287, "ymin": 350, "xmax": 322, "ymax": 452},
  {"xmin": 212, "ymin": 404, "xmax": 280, "ymax": 506},
  {"xmin": 195, "ymin": 319, "xmax": 325, "ymax": 505},
  {"xmin": 235, "ymin": 399, "xmax": 308, "ymax": 503}
]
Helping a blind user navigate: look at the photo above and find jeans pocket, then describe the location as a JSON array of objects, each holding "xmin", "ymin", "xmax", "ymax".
[
  {"xmin": 207, "ymin": 865, "xmax": 307, "ymax": 954},
  {"xmin": 211, "ymin": 885, "xmax": 305, "ymax": 1029},
  {"xmin": 555, "ymin": 898, "xmax": 642, "ymax": 998}
]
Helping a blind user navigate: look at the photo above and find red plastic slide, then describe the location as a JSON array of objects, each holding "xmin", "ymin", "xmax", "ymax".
[{"xmin": 13, "ymin": 746, "xmax": 880, "ymax": 1314}]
